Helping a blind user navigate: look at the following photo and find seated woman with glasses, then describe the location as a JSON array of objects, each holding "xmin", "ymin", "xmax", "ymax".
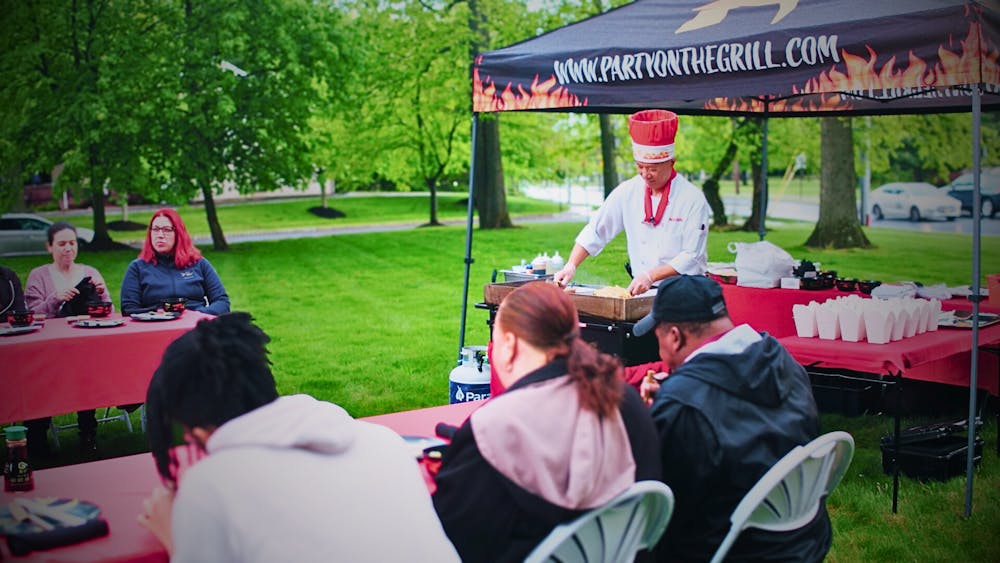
[{"xmin": 121, "ymin": 209, "xmax": 230, "ymax": 316}]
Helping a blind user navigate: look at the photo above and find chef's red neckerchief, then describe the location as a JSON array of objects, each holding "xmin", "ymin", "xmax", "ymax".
[{"xmin": 644, "ymin": 169, "xmax": 677, "ymax": 226}]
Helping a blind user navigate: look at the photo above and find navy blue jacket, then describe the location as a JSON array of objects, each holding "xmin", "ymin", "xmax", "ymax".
[
  {"xmin": 120, "ymin": 257, "xmax": 230, "ymax": 315},
  {"xmin": 650, "ymin": 326, "xmax": 829, "ymax": 563}
]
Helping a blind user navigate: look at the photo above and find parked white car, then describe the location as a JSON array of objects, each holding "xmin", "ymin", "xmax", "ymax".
[
  {"xmin": 0, "ymin": 213, "xmax": 95, "ymax": 256},
  {"xmin": 870, "ymin": 182, "xmax": 961, "ymax": 222}
]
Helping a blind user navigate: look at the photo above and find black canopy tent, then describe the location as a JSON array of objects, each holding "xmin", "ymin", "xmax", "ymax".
[{"xmin": 459, "ymin": 0, "xmax": 999, "ymax": 515}]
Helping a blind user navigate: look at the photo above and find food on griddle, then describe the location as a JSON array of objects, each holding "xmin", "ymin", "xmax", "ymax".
[{"xmin": 593, "ymin": 285, "xmax": 631, "ymax": 299}]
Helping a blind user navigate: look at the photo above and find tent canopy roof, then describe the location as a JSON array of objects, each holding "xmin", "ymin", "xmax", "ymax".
[{"xmin": 473, "ymin": 0, "xmax": 1000, "ymax": 116}]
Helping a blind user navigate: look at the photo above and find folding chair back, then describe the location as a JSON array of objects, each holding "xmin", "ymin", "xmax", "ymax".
[
  {"xmin": 525, "ymin": 480, "xmax": 675, "ymax": 563},
  {"xmin": 709, "ymin": 431, "xmax": 855, "ymax": 563}
]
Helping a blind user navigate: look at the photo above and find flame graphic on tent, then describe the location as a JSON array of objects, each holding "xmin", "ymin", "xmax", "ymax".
[
  {"xmin": 473, "ymin": 64, "xmax": 587, "ymax": 112},
  {"xmin": 705, "ymin": 21, "xmax": 999, "ymax": 112}
]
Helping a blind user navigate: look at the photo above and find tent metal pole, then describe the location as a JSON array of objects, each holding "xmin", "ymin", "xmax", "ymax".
[
  {"xmin": 963, "ymin": 84, "xmax": 982, "ymax": 519},
  {"xmin": 759, "ymin": 100, "xmax": 769, "ymax": 241},
  {"xmin": 457, "ymin": 113, "xmax": 480, "ymax": 365}
]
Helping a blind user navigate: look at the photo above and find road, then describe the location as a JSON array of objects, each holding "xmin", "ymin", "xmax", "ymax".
[
  {"xmin": 723, "ymin": 196, "xmax": 1000, "ymax": 236},
  {"xmin": 522, "ymin": 185, "xmax": 999, "ymax": 236}
]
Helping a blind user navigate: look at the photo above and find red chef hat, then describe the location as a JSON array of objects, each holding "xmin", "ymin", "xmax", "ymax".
[{"xmin": 629, "ymin": 109, "xmax": 678, "ymax": 163}]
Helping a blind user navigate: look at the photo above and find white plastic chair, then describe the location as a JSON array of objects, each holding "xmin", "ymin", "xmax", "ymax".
[
  {"xmin": 709, "ymin": 431, "xmax": 855, "ymax": 563},
  {"xmin": 524, "ymin": 480, "xmax": 675, "ymax": 563}
]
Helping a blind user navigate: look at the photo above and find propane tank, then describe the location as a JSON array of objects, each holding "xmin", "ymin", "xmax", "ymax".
[{"xmin": 449, "ymin": 345, "xmax": 490, "ymax": 404}]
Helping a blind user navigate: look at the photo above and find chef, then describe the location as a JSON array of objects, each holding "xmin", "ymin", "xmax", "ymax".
[{"xmin": 552, "ymin": 109, "xmax": 711, "ymax": 296}]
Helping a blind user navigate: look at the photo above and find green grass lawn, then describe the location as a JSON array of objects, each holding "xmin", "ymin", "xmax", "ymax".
[{"xmin": 4, "ymin": 209, "xmax": 999, "ymax": 561}]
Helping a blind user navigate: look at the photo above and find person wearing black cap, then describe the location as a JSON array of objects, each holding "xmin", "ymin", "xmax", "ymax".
[{"xmin": 633, "ymin": 275, "xmax": 829, "ymax": 563}]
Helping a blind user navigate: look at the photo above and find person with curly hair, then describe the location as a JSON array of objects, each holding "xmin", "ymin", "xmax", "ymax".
[{"xmin": 138, "ymin": 313, "xmax": 459, "ymax": 562}]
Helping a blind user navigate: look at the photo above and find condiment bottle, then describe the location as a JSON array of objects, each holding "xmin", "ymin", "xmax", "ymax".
[
  {"xmin": 532, "ymin": 253, "xmax": 547, "ymax": 276},
  {"xmin": 3, "ymin": 425, "xmax": 33, "ymax": 492},
  {"xmin": 549, "ymin": 251, "xmax": 565, "ymax": 273}
]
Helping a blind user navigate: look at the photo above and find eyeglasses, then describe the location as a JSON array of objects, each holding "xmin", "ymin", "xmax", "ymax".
[{"xmin": 150, "ymin": 226, "xmax": 176, "ymax": 234}]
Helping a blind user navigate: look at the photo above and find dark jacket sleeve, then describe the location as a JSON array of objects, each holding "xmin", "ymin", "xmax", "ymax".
[
  {"xmin": 198, "ymin": 259, "xmax": 230, "ymax": 315},
  {"xmin": 650, "ymin": 400, "xmax": 722, "ymax": 561},
  {"xmin": 1, "ymin": 266, "xmax": 26, "ymax": 316},
  {"xmin": 119, "ymin": 260, "xmax": 154, "ymax": 314},
  {"xmin": 619, "ymin": 384, "xmax": 663, "ymax": 481},
  {"xmin": 432, "ymin": 419, "xmax": 519, "ymax": 562}
]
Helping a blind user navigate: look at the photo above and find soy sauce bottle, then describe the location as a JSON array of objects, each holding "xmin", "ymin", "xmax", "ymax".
[{"xmin": 4, "ymin": 425, "xmax": 34, "ymax": 492}]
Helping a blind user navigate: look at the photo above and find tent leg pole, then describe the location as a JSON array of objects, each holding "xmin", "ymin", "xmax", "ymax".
[
  {"xmin": 964, "ymin": 84, "xmax": 983, "ymax": 519},
  {"xmin": 457, "ymin": 113, "xmax": 480, "ymax": 365},
  {"xmin": 758, "ymin": 101, "xmax": 769, "ymax": 241}
]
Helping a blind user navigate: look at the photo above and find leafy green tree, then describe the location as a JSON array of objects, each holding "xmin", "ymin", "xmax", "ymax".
[
  {"xmin": 0, "ymin": 0, "xmax": 169, "ymax": 246},
  {"xmin": 361, "ymin": 1, "xmax": 472, "ymax": 226},
  {"xmin": 148, "ymin": 0, "xmax": 352, "ymax": 250}
]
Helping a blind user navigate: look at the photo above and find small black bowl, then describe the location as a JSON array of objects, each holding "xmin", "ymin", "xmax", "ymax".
[
  {"xmin": 818, "ymin": 271, "xmax": 838, "ymax": 289},
  {"xmin": 87, "ymin": 301, "xmax": 114, "ymax": 317},
  {"xmin": 800, "ymin": 277, "xmax": 826, "ymax": 290},
  {"xmin": 858, "ymin": 280, "xmax": 882, "ymax": 294},
  {"xmin": 162, "ymin": 298, "xmax": 186, "ymax": 314},
  {"xmin": 7, "ymin": 309, "xmax": 34, "ymax": 327},
  {"xmin": 836, "ymin": 278, "xmax": 859, "ymax": 292}
]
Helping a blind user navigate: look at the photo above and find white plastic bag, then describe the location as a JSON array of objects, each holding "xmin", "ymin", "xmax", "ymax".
[{"xmin": 728, "ymin": 241, "xmax": 797, "ymax": 288}]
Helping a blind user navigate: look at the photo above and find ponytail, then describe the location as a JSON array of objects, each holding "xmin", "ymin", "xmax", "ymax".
[{"xmin": 565, "ymin": 337, "xmax": 624, "ymax": 418}]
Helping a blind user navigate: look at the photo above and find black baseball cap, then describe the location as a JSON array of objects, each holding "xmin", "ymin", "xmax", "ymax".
[{"xmin": 632, "ymin": 275, "xmax": 728, "ymax": 336}]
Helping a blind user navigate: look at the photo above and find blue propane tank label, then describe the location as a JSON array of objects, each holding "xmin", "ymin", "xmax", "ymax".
[{"xmin": 450, "ymin": 381, "xmax": 490, "ymax": 404}]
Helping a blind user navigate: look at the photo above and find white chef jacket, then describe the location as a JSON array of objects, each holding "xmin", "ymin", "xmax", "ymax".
[{"xmin": 576, "ymin": 173, "xmax": 710, "ymax": 279}]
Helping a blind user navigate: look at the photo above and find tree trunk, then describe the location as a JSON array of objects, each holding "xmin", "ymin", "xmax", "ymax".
[
  {"xmin": 426, "ymin": 177, "xmax": 442, "ymax": 226},
  {"xmin": 474, "ymin": 114, "xmax": 512, "ymax": 229},
  {"xmin": 741, "ymin": 159, "xmax": 764, "ymax": 232},
  {"xmin": 87, "ymin": 146, "xmax": 113, "ymax": 249},
  {"xmin": 806, "ymin": 117, "xmax": 872, "ymax": 248},
  {"xmin": 201, "ymin": 184, "xmax": 229, "ymax": 251},
  {"xmin": 468, "ymin": 0, "xmax": 511, "ymax": 230},
  {"xmin": 318, "ymin": 168, "xmax": 327, "ymax": 209},
  {"xmin": 740, "ymin": 118, "xmax": 765, "ymax": 232},
  {"xmin": 703, "ymin": 123, "xmax": 742, "ymax": 227},
  {"xmin": 89, "ymin": 184, "xmax": 112, "ymax": 248},
  {"xmin": 599, "ymin": 113, "xmax": 618, "ymax": 198}
]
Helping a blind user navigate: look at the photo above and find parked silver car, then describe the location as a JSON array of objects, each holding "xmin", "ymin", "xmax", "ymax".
[
  {"xmin": 870, "ymin": 182, "xmax": 961, "ymax": 222},
  {"xmin": 0, "ymin": 213, "xmax": 95, "ymax": 256}
]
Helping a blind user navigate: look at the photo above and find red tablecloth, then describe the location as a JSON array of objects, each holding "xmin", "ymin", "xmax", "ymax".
[
  {"xmin": 720, "ymin": 284, "xmax": 999, "ymax": 339},
  {"xmin": 0, "ymin": 401, "xmax": 483, "ymax": 562},
  {"xmin": 0, "ymin": 312, "xmax": 212, "ymax": 424},
  {"xmin": 779, "ymin": 323, "xmax": 1000, "ymax": 394}
]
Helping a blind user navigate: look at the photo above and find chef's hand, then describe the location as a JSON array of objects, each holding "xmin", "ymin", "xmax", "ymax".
[
  {"xmin": 138, "ymin": 485, "xmax": 175, "ymax": 555},
  {"xmin": 553, "ymin": 264, "xmax": 576, "ymax": 286},
  {"xmin": 93, "ymin": 279, "xmax": 107, "ymax": 295},
  {"xmin": 628, "ymin": 271, "xmax": 654, "ymax": 296}
]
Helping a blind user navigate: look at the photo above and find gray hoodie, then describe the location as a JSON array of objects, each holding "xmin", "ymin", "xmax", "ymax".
[{"xmin": 170, "ymin": 394, "xmax": 459, "ymax": 563}]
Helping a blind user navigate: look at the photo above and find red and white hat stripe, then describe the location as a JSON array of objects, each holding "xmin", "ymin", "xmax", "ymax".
[{"xmin": 632, "ymin": 142, "xmax": 674, "ymax": 164}]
